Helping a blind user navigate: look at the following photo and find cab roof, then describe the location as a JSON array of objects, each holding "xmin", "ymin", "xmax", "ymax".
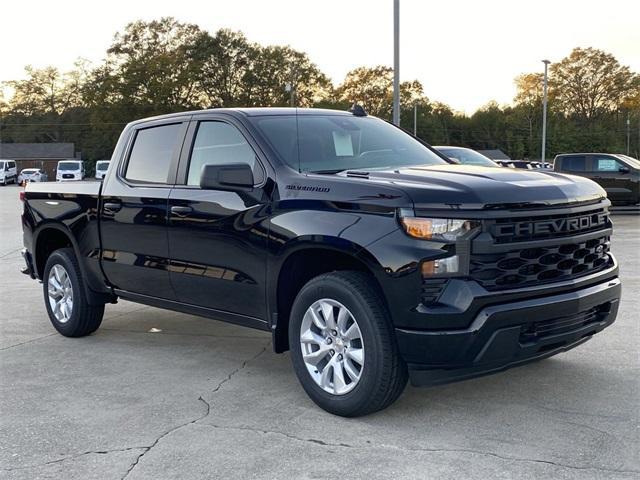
[{"xmin": 127, "ymin": 107, "xmax": 354, "ymax": 127}]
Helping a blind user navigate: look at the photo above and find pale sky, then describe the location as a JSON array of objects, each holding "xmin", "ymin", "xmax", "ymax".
[{"xmin": 3, "ymin": 0, "xmax": 639, "ymax": 114}]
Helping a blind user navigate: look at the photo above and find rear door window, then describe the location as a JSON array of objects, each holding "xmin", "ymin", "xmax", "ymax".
[
  {"xmin": 125, "ymin": 123, "xmax": 183, "ymax": 184},
  {"xmin": 560, "ymin": 156, "xmax": 587, "ymax": 172}
]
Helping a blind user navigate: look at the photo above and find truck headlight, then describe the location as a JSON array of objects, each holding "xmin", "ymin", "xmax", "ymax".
[{"xmin": 400, "ymin": 217, "xmax": 479, "ymax": 241}]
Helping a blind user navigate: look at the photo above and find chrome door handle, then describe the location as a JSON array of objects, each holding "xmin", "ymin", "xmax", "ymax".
[
  {"xmin": 170, "ymin": 205, "xmax": 193, "ymax": 216},
  {"xmin": 103, "ymin": 202, "xmax": 122, "ymax": 213}
]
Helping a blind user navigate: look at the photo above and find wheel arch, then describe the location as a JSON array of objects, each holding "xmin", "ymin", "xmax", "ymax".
[
  {"xmin": 33, "ymin": 223, "xmax": 112, "ymax": 305},
  {"xmin": 270, "ymin": 239, "xmax": 388, "ymax": 353}
]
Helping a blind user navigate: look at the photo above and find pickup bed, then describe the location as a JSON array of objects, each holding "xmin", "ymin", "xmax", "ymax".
[{"xmin": 21, "ymin": 107, "xmax": 621, "ymax": 416}]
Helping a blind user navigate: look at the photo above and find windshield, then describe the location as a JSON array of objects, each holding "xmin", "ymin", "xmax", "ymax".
[
  {"xmin": 435, "ymin": 147, "xmax": 498, "ymax": 167},
  {"xmin": 22, "ymin": 169, "xmax": 38, "ymax": 174},
  {"xmin": 250, "ymin": 114, "xmax": 447, "ymax": 172},
  {"xmin": 58, "ymin": 162, "xmax": 80, "ymax": 171},
  {"xmin": 617, "ymin": 154, "xmax": 640, "ymax": 168},
  {"xmin": 96, "ymin": 162, "xmax": 109, "ymax": 171}
]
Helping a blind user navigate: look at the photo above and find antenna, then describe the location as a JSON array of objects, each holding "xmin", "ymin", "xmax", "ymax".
[{"xmin": 349, "ymin": 104, "xmax": 367, "ymax": 117}]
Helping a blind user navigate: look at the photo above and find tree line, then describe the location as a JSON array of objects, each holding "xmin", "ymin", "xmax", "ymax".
[{"xmin": 1, "ymin": 17, "xmax": 638, "ymax": 161}]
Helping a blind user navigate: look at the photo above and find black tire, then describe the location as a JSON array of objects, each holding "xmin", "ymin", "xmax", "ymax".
[
  {"xmin": 289, "ymin": 271, "xmax": 408, "ymax": 417},
  {"xmin": 43, "ymin": 248, "xmax": 104, "ymax": 337}
]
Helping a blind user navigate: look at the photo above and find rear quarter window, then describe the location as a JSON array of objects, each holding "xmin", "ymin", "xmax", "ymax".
[
  {"xmin": 559, "ymin": 156, "xmax": 586, "ymax": 172},
  {"xmin": 125, "ymin": 123, "xmax": 183, "ymax": 183}
]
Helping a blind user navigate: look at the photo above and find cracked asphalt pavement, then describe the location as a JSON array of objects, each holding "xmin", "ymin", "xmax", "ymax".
[{"xmin": 1, "ymin": 184, "xmax": 638, "ymax": 479}]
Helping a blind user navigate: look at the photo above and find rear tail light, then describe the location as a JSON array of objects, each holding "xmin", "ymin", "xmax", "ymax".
[{"xmin": 19, "ymin": 190, "xmax": 26, "ymax": 202}]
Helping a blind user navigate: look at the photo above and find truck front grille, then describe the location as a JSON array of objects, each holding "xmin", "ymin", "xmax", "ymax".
[
  {"xmin": 490, "ymin": 207, "xmax": 608, "ymax": 244},
  {"xmin": 470, "ymin": 236, "xmax": 611, "ymax": 291}
]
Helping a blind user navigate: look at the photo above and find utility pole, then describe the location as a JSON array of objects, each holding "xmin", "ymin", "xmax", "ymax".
[
  {"xmin": 285, "ymin": 83, "xmax": 294, "ymax": 107},
  {"xmin": 626, "ymin": 113, "xmax": 630, "ymax": 155},
  {"xmin": 413, "ymin": 104, "xmax": 417, "ymax": 136},
  {"xmin": 286, "ymin": 67, "xmax": 297, "ymax": 108},
  {"xmin": 541, "ymin": 59, "xmax": 551, "ymax": 162},
  {"xmin": 392, "ymin": 0, "xmax": 400, "ymax": 126}
]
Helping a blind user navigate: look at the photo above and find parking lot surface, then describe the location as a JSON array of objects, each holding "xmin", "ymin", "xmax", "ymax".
[{"xmin": 1, "ymin": 184, "xmax": 638, "ymax": 479}]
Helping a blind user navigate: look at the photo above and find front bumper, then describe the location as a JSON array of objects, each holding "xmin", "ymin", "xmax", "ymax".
[{"xmin": 397, "ymin": 275, "xmax": 621, "ymax": 387}]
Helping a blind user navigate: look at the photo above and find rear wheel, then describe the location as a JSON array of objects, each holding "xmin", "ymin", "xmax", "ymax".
[
  {"xmin": 289, "ymin": 271, "xmax": 408, "ymax": 417},
  {"xmin": 43, "ymin": 248, "xmax": 104, "ymax": 337}
]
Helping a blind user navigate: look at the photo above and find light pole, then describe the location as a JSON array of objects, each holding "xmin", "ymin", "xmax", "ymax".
[
  {"xmin": 541, "ymin": 59, "xmax": 551, "ymax": 162},
  {"xmin": 413, "ymin": 103, "xmax": 417, "ymax": 136},
  {"xmin": 627, "ymin": 114, "xmax": 631, "ymax": 155},
  {"xmin": 392, "ymin": 0, "xmax": 400, "ymax": 126}
]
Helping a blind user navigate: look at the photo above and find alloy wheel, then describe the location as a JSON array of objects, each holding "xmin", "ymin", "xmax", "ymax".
[
  {"xmin": 47, "ymin": 264, "xmax": 73, "ymax": 323},
  {"xmin": 300, "ymin": 299, "xmax": 365, "ymax": 395}
]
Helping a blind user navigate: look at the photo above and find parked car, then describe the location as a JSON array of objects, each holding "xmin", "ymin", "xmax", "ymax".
[
  {"xmin": 554, "ymin": 153, "xmax": 639, "ymax": 205},
  {"xmin": 496, "ymin": 160, "xmax": 516, "ymax": 168},
  {"xmin": 56, "ymin": 160, "xmax": 85, "ymax": 181},
  {"xmin": 18, "ymin": 168, "xmax": 48, "ymax": 184},
  {"xmin": 432, "ymin": 146, "xmax": 499, "ymax": 167},
  {"xmin": 20, "ymin": 107, "xmax": 621, "ymax": 417},
  {"xmin": 530, "ymin": 162, "xmax": 553, "ymax": 169},
  {"xmin": 0, "ymin": 159, "xmax": 18, "ymax": 185},
  {"xmin": 95, "ymin": 160, "xmax": 110, "ymax": 180},
  {"xmin": 509, "ymin": 160, "xmax": 534, "ymax": 169}
]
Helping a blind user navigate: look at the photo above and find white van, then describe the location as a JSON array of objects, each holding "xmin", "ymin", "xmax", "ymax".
[
  {"xmin": 95, "ymin": 160, "xmax": 110, "ymax": 180},
  {"xmin": 56, "ymin": 160, "xmax": 85, "ymax": 181},
  {"xmin": 0, "ymin": 160, "xmax": 18, "ymax": 186}
]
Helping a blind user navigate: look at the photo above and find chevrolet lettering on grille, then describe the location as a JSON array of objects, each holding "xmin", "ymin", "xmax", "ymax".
[{"xmin": 494, "ymin": 213, "xmax": 608, "ymax": 238}]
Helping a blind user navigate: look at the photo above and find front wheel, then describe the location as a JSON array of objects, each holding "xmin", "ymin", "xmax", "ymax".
[
  {"xmin": 43, "ymin": 248, "xmax": 104, "ymax": 337},
  {"xmin": 289, "ymin": 271, "xmax": 408, "ymax": 417}
]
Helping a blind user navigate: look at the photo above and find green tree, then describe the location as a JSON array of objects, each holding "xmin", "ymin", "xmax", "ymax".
[
  {"xmin": 513, "ymin": 73, "xmax": 544, "ymax": 157},
  {"xmin": 242, "ymin": 45, "xmax": 332, "ymax": 107},
  {"xmin": 336, "ymin": 66, "xmax": 426, "ymax": 119},
  {"xmin": 85, "ymin": 17, "xmax": 207, "ymax": 113},
  {"xmin": 3, "ymin": 61, "xmax": 89, "ymax": 116},
  {"xmin": 198, "ymin": 29, "xmax": 254, "ymax": 107},
  {"xmin": 551, "ymin": 47, "xmax": 637, "ymax": 122}
]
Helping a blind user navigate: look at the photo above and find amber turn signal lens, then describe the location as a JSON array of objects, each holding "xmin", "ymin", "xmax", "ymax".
[
  {"xmin": 422, "ymin": 260, "xmax": 436, "ymax": 275},
  {"xmin": 400, "ymin": 217, "xmax": 433, "ymax": 239}
]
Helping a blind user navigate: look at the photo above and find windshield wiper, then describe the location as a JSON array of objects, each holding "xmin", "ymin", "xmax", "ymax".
[{"xmin": 308, "ymin": 169, "xmax": 348, "ymax": 175}]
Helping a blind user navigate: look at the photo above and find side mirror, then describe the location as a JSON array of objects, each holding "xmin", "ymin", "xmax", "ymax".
[
  {"xmin": 200, "ymin": 163, "xmax": 254, "ymax": 192},
  {"xmin": 619, "ymin": 166, "xmax": 630, "ymax": 174}
]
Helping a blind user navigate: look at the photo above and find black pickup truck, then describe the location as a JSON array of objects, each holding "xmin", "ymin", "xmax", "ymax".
[{"xmin": 20, "ymin": 107, "xmax": 621, "ymax": 416}]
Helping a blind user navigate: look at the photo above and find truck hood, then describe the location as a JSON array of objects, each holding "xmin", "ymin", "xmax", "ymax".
[{"xmin": 350, "ymin": 165, "xmax": 607, "ymax": 209}]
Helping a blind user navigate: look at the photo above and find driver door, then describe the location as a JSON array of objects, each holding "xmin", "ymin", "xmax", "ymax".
[
  {"xmin": 167, "ymin": 115, "xmax": 271, "ymax": 322},
  {"xmin": 590, "ymin": 155, "xmax": 631, "ymax": 203}
]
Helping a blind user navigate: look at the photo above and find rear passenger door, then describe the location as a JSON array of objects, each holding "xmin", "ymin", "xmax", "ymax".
[
  {"xmin": 100, "ymin": 119, "xmax": 189, "ymax": 300},
  {"xmin": 167, "ymin": 115, "xmax": 271, "ymax": 322},
  {"xmin": 557, "ymin": 155, "xmax": 600, "ymax": 184}
]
